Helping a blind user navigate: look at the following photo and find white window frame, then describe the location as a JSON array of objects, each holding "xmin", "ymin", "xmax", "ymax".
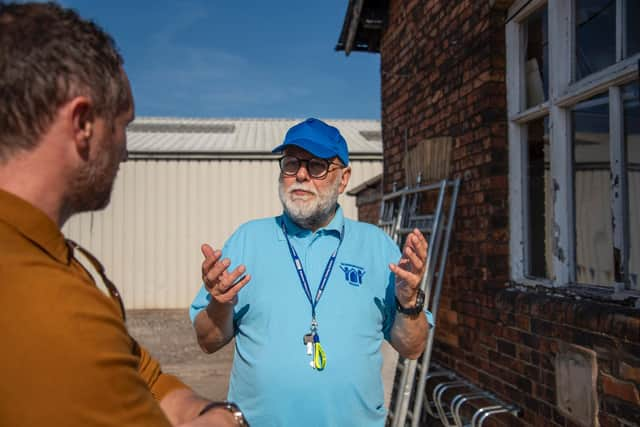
[{"xmin": 507, "ymin": 0, "xmax": 640, "ymax": 291}]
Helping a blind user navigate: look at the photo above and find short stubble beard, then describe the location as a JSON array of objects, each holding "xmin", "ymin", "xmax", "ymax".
[{"xmin": 67, "ymin": 133, "xmax": 122, "ymax": 215}]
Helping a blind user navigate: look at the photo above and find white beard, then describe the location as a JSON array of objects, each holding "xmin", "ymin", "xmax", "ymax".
[{"xmin": 278, "ymin": 173, "xmax": 342, "ymax": 230}]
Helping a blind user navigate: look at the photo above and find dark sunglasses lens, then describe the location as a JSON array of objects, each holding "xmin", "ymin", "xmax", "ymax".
[
  {"xmin": 281, "ymin": 156, "xmax": 299, "ymax": 175},
  {"xmin": 308, "ymin": 158, "xmax": 329, "ymax": 177}
]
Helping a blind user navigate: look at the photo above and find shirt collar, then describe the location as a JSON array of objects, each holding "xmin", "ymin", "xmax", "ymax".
[
  {"xmin": 277, "ymin": 205, "xmax": 345, "ymax": 240},
  {"xmin": 0, "ymin": 189, "xmax": 70, "ymax": 264}
]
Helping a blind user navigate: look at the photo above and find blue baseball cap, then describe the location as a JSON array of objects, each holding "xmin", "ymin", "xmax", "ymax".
[{"xmin": 272, "ymin": 118, "xmax": 349, "ymax": 165}]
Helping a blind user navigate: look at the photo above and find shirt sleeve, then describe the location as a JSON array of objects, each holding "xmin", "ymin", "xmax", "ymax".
[
  {"xmin": 2, "ymin": 265, "xmax": 174, "ymax": 427},
  {"xmin": 189, "ymin": 285, "xmax": 211, "ymax": 324},
  {"xmin": 136, "ymin": 342, "xmax": 190, "ymax": 401},
  {"xmin": 382, "ymin": 234, "xmax": 402, "ymax": 341}
]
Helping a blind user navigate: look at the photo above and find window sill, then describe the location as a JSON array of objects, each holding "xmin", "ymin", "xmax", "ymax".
[{"xmin": 510, "ymin": 280, "xmax": 640, "ymax": 309}]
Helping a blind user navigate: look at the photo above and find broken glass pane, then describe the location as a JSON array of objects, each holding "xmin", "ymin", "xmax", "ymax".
[
  {"xmin": 576, "ymin": 0, "xmax": 616, "ymax": 80},
  {"xmin": 525, "ymin": 6, "xmax": 549, "ymax": 108}
]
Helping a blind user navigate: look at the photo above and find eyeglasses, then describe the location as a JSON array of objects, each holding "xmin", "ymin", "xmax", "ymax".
[{"xmin": 278, "ymin": 155, "xmax": 341, "ymax": 179}]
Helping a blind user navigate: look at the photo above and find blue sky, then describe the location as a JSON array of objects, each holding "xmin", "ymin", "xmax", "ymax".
[{"xmin": 46, "ymin": 0, "xmax": 381, "ymax": 119}]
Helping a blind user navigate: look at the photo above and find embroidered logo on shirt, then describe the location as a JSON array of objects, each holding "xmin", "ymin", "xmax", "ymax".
[{"xmin": 340, "ymin": 263, "xmax": 366, "ymax": 287}]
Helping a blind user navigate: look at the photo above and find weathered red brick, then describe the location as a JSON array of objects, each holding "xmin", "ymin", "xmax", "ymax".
[
  {"xmin": 601, "ymin": 372, "xmax": 640, "ymax": 405},
  {"xmin": 620, "ymin": 362, "xmax": 640, "ymax": 383}
]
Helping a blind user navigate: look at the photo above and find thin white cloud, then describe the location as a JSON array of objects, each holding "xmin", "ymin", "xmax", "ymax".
[{"xmin": 148, "ymin": 1, "xmax": 209, "ymax": 46}]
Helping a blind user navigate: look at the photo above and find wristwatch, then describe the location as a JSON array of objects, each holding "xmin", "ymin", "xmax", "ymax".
[
  {"xmin": 199, "ymin": 401, "xmax": 249, "ymax": 426},
  {"xmin": 396, "ymin": 289, "xmax": 425, "ymax": 317}
]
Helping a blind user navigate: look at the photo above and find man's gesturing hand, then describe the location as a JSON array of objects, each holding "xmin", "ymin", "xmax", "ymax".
[
  {"xmin": 201, "ymin": 244, "xmax": 251, "ymax": 305},
  {"xmin": 389, "ymin": 228, "xmax": 428, "ymax": 307}
]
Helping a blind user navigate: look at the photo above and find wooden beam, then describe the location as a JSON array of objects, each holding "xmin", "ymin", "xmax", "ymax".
[{"xmin": 345, "ymin": 0, "xmax": 365, "ymax": 56}]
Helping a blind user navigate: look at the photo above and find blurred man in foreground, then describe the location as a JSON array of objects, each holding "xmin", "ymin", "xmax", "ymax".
[{"xmin": 0, "ymin": 3, "xmax": 246, "ymax": 426}]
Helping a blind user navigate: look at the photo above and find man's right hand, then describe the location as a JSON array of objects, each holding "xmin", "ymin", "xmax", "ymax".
[
  {"xmin": 195, "ymin": 244, "xmax": 251, "ymax": 353},
  {"xmin": 201, "ymin": 244, "xmax": 251, "ymax": 305}
]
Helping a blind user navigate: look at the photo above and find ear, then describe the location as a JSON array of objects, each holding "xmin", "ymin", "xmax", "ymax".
[
  {"xmin": 68, "ymin": 96, "xmax": 94, "ymax": 159},
  {"xmin": 338, "ymin": 166, "xmax": 351, "ymax": 194}
]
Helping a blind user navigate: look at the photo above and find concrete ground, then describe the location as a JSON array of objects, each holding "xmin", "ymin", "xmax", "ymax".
[
  {"xmin": 126, "ymin": 309, "xmax": 399, "ymax": 406},
  {"xmin": 127, "ymin": 309, "xmax": 233, "ymax": 401}
]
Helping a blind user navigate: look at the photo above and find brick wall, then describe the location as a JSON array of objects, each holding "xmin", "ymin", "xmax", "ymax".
[
  {"xmin": 352, "ymin": 181, "xmax": 382, "ymax": 226},
  {"xmin": 375, "ymin": 0, "xmax": 640, "ymax": 426},
  {"xmin": 356, "ymin": 195, "xmax": 381, "ymax": 225}
]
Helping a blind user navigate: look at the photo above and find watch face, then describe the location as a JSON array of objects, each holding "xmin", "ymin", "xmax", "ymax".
[
  {"xmin": 226, "ymin": 403, "xmax": 248, "ymax": 426},
  {"xmin": 416, "ymin": 289, "xmax": 425, "ymax": 308}
]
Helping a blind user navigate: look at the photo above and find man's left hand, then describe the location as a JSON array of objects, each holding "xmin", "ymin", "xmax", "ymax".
[{"xmin": 389, "ymin": 228, "xmax": 428, "ymax": 307}]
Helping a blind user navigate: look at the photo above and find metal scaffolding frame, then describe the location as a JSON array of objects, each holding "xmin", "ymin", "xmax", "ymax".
[
  {"xmin": 381, "ymin": 178, "xmax": 520, "ymax": 427},
  {"xmin": 379, "ymin": 178, "xmax": 459, "ymax": 427}
]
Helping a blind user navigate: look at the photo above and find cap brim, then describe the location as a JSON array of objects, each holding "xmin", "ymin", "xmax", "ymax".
[{"xmin": 271, "ymin": 139, "xmax": 337, "ymax": 160}]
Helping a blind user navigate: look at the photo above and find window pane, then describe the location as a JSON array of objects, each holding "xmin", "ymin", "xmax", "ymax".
[
  {"xmin": 573, "ymin": 93, "xmax": 614, "ymax": 285},
  {"xmin": 576, "ymin": 0, "xmax": 616, "ymax": 80},
  {"xmin": 525, "ymin": 6, "xmax": 549, "ymax": 108},
  {"xmin": 526, "ymin": 116, "xmax": 554, "ymax": 279},
  {"xmin": 626, "ymin": 0, "xmax": 640, "ymax": 57},
  {"xmin": 624, "ymin": 82, "xmax": 639, "ymax": 288}
]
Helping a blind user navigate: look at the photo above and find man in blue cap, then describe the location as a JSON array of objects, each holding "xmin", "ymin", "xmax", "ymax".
[{"xmin": 190, "ymin": 118, "xmax": 430, "ymax": 426}]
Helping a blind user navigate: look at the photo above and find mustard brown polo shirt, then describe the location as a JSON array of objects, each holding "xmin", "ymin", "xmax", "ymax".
[{"xmin": 0, "ymin": 189, "xmax": 187, "ymax": 426}]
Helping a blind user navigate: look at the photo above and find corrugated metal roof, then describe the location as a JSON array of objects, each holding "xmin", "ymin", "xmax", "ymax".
[{"xmin": 127, "ymin": 117, "xmax": 382, "ymax": 159}]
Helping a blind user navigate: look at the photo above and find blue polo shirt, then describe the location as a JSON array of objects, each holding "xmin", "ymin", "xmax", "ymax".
[{"xmin": 190, "ymin": 207, "xmax": 401, "ymax": 427}]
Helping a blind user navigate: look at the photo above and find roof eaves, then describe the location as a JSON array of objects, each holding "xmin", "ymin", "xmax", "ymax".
[
  {"xmin": 335, "ymin": 0, "xmax": 388, "ymax": 55},
  {"xmin": 346, "ymin": 173, "xmax": 382, "ymax": 195}
]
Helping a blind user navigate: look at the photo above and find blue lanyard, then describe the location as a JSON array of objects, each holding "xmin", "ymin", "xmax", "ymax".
[{"xmin": 281, "ymin": 220, "xmax": 343, "ymax": 320}]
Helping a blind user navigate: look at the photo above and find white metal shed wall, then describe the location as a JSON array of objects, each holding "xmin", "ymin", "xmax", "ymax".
[{"xmin": 63, "ymin": 158, "xmax": 381, "ymax": 308}]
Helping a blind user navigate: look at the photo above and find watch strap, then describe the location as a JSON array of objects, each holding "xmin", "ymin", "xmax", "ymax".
[
  {"xmin": 199, "ymin": 401, "xmax": 249, "ymax": 426},
  {"xmin": 395, "ymin": 288, "xmax": 425, "ymax": 317}
]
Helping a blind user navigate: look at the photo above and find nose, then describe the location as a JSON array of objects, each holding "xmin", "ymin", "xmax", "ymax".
[{"xmin": 295, "ymin": 161, "xmax": 311, "ymax": 181}]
